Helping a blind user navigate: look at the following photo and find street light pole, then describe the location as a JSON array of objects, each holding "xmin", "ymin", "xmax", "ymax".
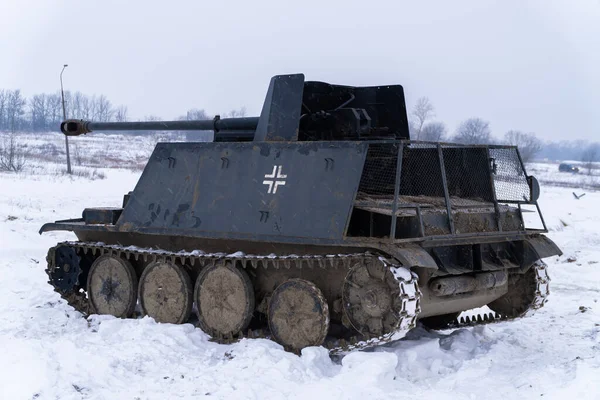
[{"xmin": 60, "ymin": 64, "xmax": 72, "ymax": 174}]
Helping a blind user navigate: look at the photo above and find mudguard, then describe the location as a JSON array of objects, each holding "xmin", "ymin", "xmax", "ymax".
[
  {"xmin": 519, "ymin": 235, "xmax": 562, "ymax": 271},
  {"xmin": 525, "ymin": 235, "xmax": 563, "ymax": 259},
  {"xmin": 380, "ymin": 243, "xmax": 438, "ymax": 269}
]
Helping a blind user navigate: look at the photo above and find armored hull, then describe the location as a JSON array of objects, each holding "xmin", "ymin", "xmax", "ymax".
[{"xmin": 41, "ymin": 74, "xmax": 561, "ymax": 352}]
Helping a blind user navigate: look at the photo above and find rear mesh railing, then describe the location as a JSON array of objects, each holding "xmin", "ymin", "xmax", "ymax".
[
  {"xmin": 489, "ymin": 147, "xmax": 531, "ymax": 202},
  {"xmin": 355, "ymin": 141, "xmax": 541, "ymax": 240}
]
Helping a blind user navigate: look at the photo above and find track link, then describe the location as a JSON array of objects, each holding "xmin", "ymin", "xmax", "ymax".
[
  {"xmin": 442, "ymin": 261, "xmax": 550, "ymax": 329},
  {"xmin": 45, "ymin": 241, "xmax": 421, "ymax": 354}
]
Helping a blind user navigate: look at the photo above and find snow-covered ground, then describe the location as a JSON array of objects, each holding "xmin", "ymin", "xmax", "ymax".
[
  {"xmin": 12, "ymin": 131, "xmax": 187, "ymax": 174},
  {"xmin": 0, "ymin": 136, "xmax": 599, "ymax": 399},
  {"xmin": 528, "ymin": 161, "xmax": 600, "ymax": 191}
]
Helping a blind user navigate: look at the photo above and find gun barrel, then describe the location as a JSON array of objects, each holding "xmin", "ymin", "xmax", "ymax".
[{"xmin": 60, "ymin": 117, "xmax": 258, "ymax": 141}]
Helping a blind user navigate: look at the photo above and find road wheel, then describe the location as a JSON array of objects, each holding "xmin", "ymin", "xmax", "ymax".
[
  {"xmin": 195, "ymin": 261, "xmax": 254, "ymax": 338},
  {"xmin": 139, "ymin": 260, "xmax": 193, "ymax": 324},
  {"xmin": 268, "ymin": 279, "xmax": 330, "ymax": 351},
  {"xmin": 87, "ymin": 254, "xmax": 137, "ymax": 318}
]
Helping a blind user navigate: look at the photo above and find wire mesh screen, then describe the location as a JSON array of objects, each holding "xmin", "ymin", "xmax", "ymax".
[
  {"xmin": 355, "ymin": 142, "xmax": 534, "ymax": 238},
  {"xmin": 358, "ymin": 143, "xmax": 399, "ymax": 195},
  {"xmin": 358, "ymin": 143, "xmax": 530, "ymax": 204},
  {"xmin": 489, "ymin": 147, "xmax": 530, "ymax": 202},
  {"xmin": 441, "ymin": 147, "xmax": 495, "ymax": 206},
  {"xmin": 399, "ymin": 143, "xmax": 445, "ymax": 199}
]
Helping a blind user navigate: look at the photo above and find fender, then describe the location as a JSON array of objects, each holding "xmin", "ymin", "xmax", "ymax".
[
  {"xmin": 524, "ymin": 235, "xmax": 563, "ymax": 259},
  {"xmin": 379, "ymin": 243, "xmax": 438, "ymax": 269},
  {"xmin": 519, "ymin": 235, "xmax": 562, "ymax": 270}
]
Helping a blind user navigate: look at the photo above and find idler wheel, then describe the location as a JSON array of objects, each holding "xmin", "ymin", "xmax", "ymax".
[
  {"xmin": 139, "ymin": 261, "xmax": 193, "ymax": 324},
  {"xmin": 195, "ymin": 261, "xmax": 254, "ymax": 338},
  {"xmin": 87, "ymin": 254, "xmax": 138, "ymax": 318},
  {"xmin": 268, "ymin": 279, "xmax": 329, "ymax": 351},
  {"xmin": 488, "ymin": 263, "xmax": 547, "ymax": 318},
  {"xmin": 342, "ymin": 259, "xmax": 401, "ymax": 337}
]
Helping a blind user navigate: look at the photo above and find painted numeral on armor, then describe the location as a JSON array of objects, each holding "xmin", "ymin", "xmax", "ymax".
[
  {"xmin": 325, "ymin": 158, "xmax": 334, "ymax": 171},
  {"xmin": 221, "ymin": 157, "xmax": 230, "ymax": 169},
  {"xmin": 259, "ymin": 211, "xmax": 270, "ymax": 223}
]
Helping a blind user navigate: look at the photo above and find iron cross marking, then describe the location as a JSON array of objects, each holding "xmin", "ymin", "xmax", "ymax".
[{"xmin": 263, "ymin": 165, "xmax": 287, "ymax": 194}]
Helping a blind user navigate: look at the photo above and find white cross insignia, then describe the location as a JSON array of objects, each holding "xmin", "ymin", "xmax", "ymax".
[{"xmin": 263, "ymin": 165, "xmax": 287, "ymax": 194}]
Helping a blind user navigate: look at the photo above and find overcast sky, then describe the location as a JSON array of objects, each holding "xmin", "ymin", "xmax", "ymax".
[{"xmin": 1, "ymin": 0, "xmax": 599, "ymax": 141}]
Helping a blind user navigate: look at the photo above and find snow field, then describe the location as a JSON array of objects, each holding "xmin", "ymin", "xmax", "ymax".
[
  {"xmin": 0, "ymin": 150, "xmax": 599, "ymax": 399},
  {"xmin": 528, "ymin": 162, "xmax": 600, "ymax": 191}
]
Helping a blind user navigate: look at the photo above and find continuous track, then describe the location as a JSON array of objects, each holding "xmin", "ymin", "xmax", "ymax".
[
  {"xmin": 45, "ymin": 241, "xmax": 421, "ymax": 354},
  {"xmin": 46, "ymin": 242, "xmax": 549, "ymax": 353},
  {"xmin": 440, "ymin": 261, "xmax": 550, "ymax": 330}
]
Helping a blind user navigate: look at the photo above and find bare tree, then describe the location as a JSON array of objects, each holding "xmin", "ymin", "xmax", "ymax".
[
  {"xmin": 80, "ymin": 95, "xmax": 93, "ymax": 120},
  {"xmin": 183, "ymin": 108, "xmax": 209, "ymax": 120},
  {"xmin": 581, "ymin": 144, "xmax": 599, "ymax": 175},
  {"xmin": 420, "ymin": 122, "xmax": 447, "ymax": 141},
  {"xmin": 6, "ymin": 90, "xmax": 27, "ymax": 132},
  {"xmin": 30, "ymin": 94, "xmax": 49, "ymax": 131},
  {"xmin": 0, "ymin": 132, "xmax": 27, "ymax": 172},
  {"xmin": 0, "ymin": 90, "xmax": 6, "ymax": 130},
  {"xmin": 504, "ymin": 130, "xmax": 543, "ymax": 164},
  {"xmin": 94, "ymin": 95, "xmax": 113, "ymax": 122},
  {"xmin": 411, "ymin": 97, "xmax": 435, "ymax": 140},
  {"xmin": 0, "ymin": 87, "xmax": 123, "ymax": 132},
  {"xmin": 114, "ymin": 105, "xmax": 128, "ymax": 122},
  {"xmin": 223, "ymin": 107, "xmax": 247, "ymax": 118},
  {"xmin": 452, "ymin": 118, "xmax": 492, "ymax": 144},
  {"xmin": 180, "ymin": 109, "xmax": 211, "ymax": 141},
  {"xmin": 89, "ymin": 95, "xmax": 99, "ymax": 120},
  {"xmin": 70, "ymin": 91, "xmax": 85, "ymax": 119},
  {"xmin": 47, "ymin": 93, "xmax": 63, "ymax": 130}
]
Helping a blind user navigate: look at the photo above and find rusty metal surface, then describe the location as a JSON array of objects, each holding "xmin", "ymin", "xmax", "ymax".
[
  {"xmin": 420, "ymin": 261, "xmax": 550, "ymax": 327},
  {"xmin": 429, "ymin": 270, "xmax": 508, "ymax": 296},
  {"xmin": 415, "ymin": 267, "xmax": 507, "ymax": 319}
]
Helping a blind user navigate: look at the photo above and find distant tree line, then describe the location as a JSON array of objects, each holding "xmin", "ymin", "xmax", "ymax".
[
  {"xmin": 0, "ymin": 89, "xmax": 126, "ymax": 132},
  {"xmin": 408, "ymin": 96, "xmax": 598, "ymax": 165},
  {"xmin": 1, "ymin": 87, "xmax": 597, "ymax": 165},
  {"xmin": 0, "ymin": 88, "xmax": 246, "ymax": 137},
  {"xmin": 140, "ymin": 107, "xmax": 247, "ymax": 141}
]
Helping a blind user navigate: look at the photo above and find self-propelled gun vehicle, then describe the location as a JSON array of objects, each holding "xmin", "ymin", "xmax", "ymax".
[{"xmin": 41, "ymin": 74, "xmax": 561, "ymax": 353}]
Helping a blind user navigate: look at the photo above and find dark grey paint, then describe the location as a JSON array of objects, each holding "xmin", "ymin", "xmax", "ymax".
[{"xmin": 117, "ymin": 141, "xmax": 368, "ymax": 240}]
